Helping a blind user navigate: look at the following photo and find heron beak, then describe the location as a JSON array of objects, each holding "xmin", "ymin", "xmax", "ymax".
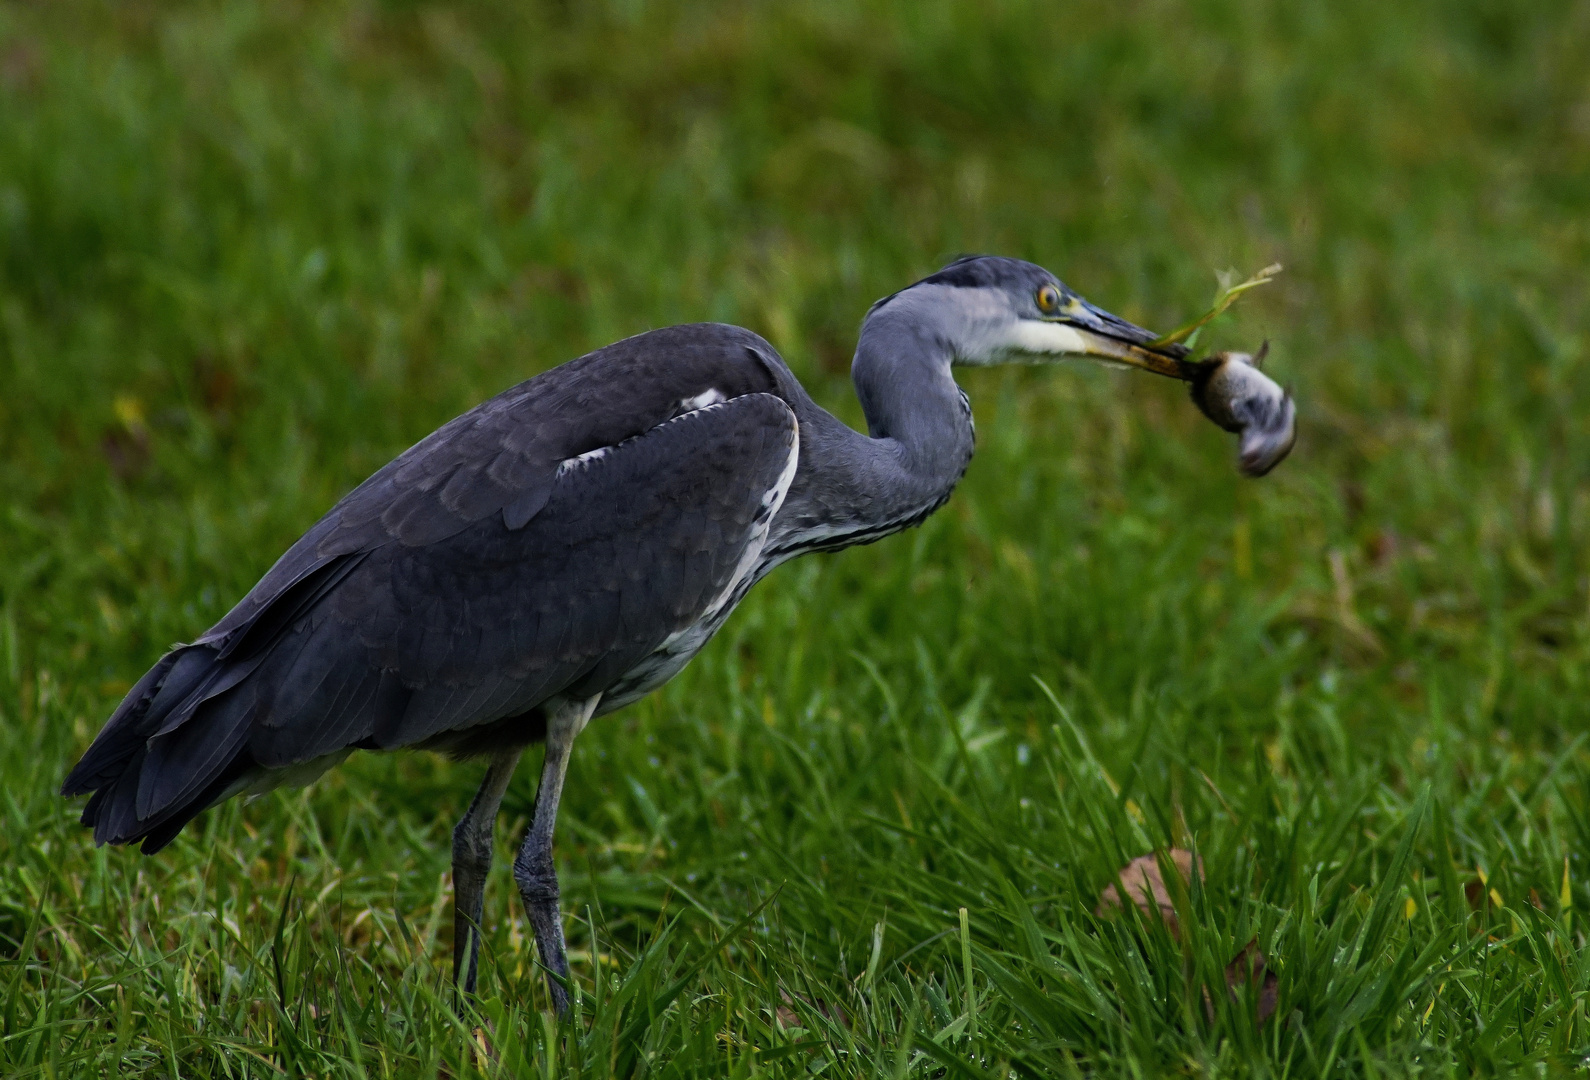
[{"xmin": 1058, "ymin": 298, "xmax": 1195, "ymax": 380}]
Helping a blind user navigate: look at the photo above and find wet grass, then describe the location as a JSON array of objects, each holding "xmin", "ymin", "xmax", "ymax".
[{"xmin": 3, "ymin": 0, "xmax": 1590, "ymax": 1075}]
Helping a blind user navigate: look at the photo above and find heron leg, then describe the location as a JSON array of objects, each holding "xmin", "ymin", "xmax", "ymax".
[
  {"xmin": 451, "ymin": 746, "xmax": 523, "ymax": 999},
  {"xmin": 513, "ymin": 695, "xmax": 598, "ymax": 1016}
]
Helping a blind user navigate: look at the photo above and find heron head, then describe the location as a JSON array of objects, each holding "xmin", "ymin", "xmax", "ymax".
[{"xmin": 866, "ymin": 255, "xmax": 1192, "ymax": 380}]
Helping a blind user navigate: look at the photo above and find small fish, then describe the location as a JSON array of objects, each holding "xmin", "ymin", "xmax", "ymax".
[{"xmin": 1187, "ymin": 344, "xmax": 1296, "ymax": 477}]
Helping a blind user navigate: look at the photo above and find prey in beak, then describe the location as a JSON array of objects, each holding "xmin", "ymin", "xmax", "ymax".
[
  {"xmin": 1185, "ymin": 345, "xmax": 1296, "ymax": 477},
  {"xmin": 1038, "ymin": 288, "xmax": 1296, "ymax": 477}
]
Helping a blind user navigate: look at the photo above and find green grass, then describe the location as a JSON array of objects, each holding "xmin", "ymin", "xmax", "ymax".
[{"xmin": 3, "ymin": 0, "xmax": 1590, "ymax": 1074}]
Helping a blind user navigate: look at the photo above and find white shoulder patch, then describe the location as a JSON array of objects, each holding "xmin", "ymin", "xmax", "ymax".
[{"xmin": 677, "ymin": 388, "xmax": 727, "ymax": 413}]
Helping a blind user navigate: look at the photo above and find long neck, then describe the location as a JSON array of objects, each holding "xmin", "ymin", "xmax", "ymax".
[
  {"xmin": 852, "ymin": 309, "xmax": 974, "ymax": 485},
  {"xmin": 768, "ymin": 307, "xmax": 975, "ymax": 556}
]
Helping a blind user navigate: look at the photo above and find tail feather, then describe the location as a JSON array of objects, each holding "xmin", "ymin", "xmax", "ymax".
[
  {"xmin": 78, "ymin": 779, "xmax": 111, "ymax": 829},
  {"xmin": 71, "ymin": 643, "xmax": 259, "ymax": 851},
  {"xmin": 91, "ymin": 744, "xmax": 149, "ymax": 846},
  {"xmin": 136, "ymin": 681, "xmax": 257, "ymax": 822},
  {"xmin": 60, "ymin": 650, "xmax": 185, "ymax": 797},
  {"xmin": 66, "ymin": 552, "xmax": 375, "ymax": 852},
  {"xmin": 137, "ymin": 754, "xmax": 255, "ymax": 854}
]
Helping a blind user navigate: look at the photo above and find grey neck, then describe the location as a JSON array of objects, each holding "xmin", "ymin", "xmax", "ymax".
[
  {"xmin": 851, "ymin": 303, "xmax": 974, "ymax": 484},
  {"xmin": 767, "ymin": 302, "xmax": 975, "ymax": 556}
]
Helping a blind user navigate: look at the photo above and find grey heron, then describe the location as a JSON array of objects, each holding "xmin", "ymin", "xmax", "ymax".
[{"xmin": 62, "ymin": 256, "xmax": 1293, "ymax": 1013}]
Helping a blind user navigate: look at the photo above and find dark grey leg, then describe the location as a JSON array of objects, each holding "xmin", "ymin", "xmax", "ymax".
[
  {"xmin": 513, "ymin": 695, "xmax": 599, "ymax": 1016},
  {"xmin": 451, "ymin": 747, "xmax": 524, "ymax": 998}
]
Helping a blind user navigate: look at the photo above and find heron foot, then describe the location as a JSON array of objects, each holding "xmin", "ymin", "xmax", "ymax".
[
  {"xmin": 451, "ymin": 835, "xmax": 491, "ymax": 998},
  {"xmin": 514, "ymin": 841, "xmax": 570, "ymax": 1015},
  {"xmin": 450, "ymin": 748, "xmax": 523, "ymax": 1003},
  {"xmin": 512, "ymin": 695, "xmax": 596, "ymax": 1017}
]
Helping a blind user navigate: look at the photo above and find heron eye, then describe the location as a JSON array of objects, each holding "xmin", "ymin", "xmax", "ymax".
[{"xmin": 1037, "ymin": 285, "xmax": 1061, "ymax": 313}]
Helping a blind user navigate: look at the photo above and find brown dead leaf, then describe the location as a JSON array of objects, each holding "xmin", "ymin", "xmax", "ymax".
[
  {"xmin": 1216, "ymin": 938, "xmax": 1279, "ymax": 1025},
  {"xmin": 776, "ymin": 988, "xmax": 848, "ymax": 1030},
  {"xmin": 1096, "ymin": 849, "xmax": 1201, "ymax": 938},
  {"xmin": 1097, "ymin": 853, "xmax": 1278, "ymax": 1024}
]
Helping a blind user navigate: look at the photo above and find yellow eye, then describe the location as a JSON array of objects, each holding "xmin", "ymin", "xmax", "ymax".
[{"xmin": 1036, "ymin": 285, "xmax": 1061, "ymax": 313}]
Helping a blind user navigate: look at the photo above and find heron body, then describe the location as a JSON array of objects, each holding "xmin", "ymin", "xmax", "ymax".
[{"xmin": 64, "ymin": 256, "xmax": 1285, "ymax": 1012}]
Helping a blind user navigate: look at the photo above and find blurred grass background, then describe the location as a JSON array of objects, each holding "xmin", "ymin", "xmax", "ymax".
[{"xmin": 3, "ymin": 0, "xmax": 1590, "ymax": 1075}]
